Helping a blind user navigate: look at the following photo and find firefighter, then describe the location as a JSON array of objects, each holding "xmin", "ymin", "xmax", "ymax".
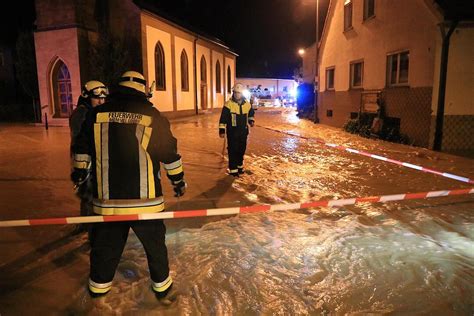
[
  {"xmin": 70, "ymin": 80, "xmax": 108, "ymax": 144},
  {"xmin": 71, "ymin": 71, "xmax": 186, "ymax": 301},
  {"xmin": 219, "ymin": 83, "xmax": 255, "ymax": 177},
  {"xmin": 70, "ymin": 81, "xmax": 108, "ymax": 234}
]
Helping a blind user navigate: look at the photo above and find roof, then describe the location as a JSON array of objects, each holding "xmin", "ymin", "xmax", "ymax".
[
  {"xmin": 318, "ymin": 0, "xmax": 474, "ymax": 59},
  {"xmin": 133, "ymin": 0, "xmax": 238, "ymax": 56},
  {"xmin": 433, "ymin": 0, "xmax": 474, "ymax": 21}
]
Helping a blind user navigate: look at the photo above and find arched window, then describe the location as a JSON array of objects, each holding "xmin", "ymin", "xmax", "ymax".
[
  {"xmin": 227, "ymin": 65, "xmax": 232, "ymax": 93},
  {"xmin": 154, "ymin": 42, "xmax": 166, "ymax": 90},
  {"xmin": 215, "ymin": 60, "xmax": 221, "ymax": 93},
  {"xmin": 51, "ymin": 59, "xmax": 72, "ymax": 118},
  {"xmin": 180, "ymin": 49, "xmax": 189, "ymax": 91},
  {"xmin": 200, "ymin": 56, "xmax": 207, "ymax": 82}
]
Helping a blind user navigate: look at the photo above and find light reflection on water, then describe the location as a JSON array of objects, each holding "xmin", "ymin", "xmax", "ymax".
[
  {"xmin": 79, "ymin": 204, "xmax": 473, "ymax": 315},
  {"xmin": 77, "ymin": 149, "xmax": 474, "ymax": 314},
  {"xmin": 2, "ymin": 112, "xmax": 473, "ymax": 314}
]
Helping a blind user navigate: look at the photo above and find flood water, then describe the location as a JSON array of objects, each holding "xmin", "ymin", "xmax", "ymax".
[{"xmin": 0, "ymin": 109, "xmax": 473, "ymax": 315}]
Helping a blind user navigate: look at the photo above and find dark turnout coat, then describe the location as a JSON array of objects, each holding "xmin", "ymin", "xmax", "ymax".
[{"xmin": 72, "ymin": 86, "xmax": 184, "ymax": 215}]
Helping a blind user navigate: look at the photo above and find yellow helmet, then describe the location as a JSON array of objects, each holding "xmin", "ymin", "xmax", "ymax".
[
  {"xmin": 119, "ymin": 71, "xmax": 146, "ymax": 94},
  {"xmin": 232, "ymin": 83, "xmax": 245, "ymax": 93},
  {"xmin": 81, "ymin": 80, "xmax": 108, "ymax": 98}
]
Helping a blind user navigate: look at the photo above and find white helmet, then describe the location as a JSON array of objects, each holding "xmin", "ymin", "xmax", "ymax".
[
  {"xmin": 81, "ymin": 80, "xmax": 108, "ymax": 98},
  {"xmin": 118, "ymin": 71, "xmax": 146, "ymax": 94},
  {"xmin": 232, "ymin": 83, "xmax": 245, "ymax": 94}
]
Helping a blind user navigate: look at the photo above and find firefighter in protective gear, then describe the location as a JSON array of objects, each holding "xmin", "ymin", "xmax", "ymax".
[
  {"xmin": 72, "ymin": 71, "xmax": 185, "ymax": 300},
  {"xmin": 70, "ymin": 81, "xmax": 108, "ymax": 233},
  {"xmin": 219, "ymin": 83, "xmax": 255, "ymax": 177},
  {"xmin": 70, "ymin": 81, "xmax": 108, "ymax": 147}
]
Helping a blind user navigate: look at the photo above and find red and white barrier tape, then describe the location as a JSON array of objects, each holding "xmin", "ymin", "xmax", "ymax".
[
  {"xmin": 1, "ymin": 188, "xmax": 472, "ymax": 228},
  {"xmin": 257, "ymin": 125, "xmax": 474, "ymax": 184}
]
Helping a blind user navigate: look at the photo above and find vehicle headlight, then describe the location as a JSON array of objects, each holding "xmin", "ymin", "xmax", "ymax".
[{"xmin": 243, "ymin": 89, "xmax": 251, "ymax": 100}]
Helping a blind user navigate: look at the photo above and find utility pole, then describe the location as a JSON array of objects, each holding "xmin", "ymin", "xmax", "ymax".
[
  {"xmin": 433, "ymin": 20, "xmax": 458, "ymax": 151},
  {"xmin": 314, "ymin": 0, "xmax": 320, "ymax": 123}
]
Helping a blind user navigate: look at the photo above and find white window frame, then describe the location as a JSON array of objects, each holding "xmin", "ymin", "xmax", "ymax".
[
  {"xmin": 387, "ymin": 51, "xmax": 410, "ymax": 87},
  {"xmin": 350, "ymin": 60, "xmax": 364, "ymax": 89},
  {"xmin": 363, "ymin": 0, "xmax": 375, "ymax": 21},
  {"xmin": 326, "ymin": 67, "xmax": 335, "ymax": 91},
  {"xmin": 344, "ymin": 0, "xmax": 353, "ymax": 32}
]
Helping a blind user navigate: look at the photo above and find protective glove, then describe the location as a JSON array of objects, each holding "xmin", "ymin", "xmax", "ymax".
[
  {"xmin": 219, "ymin": 128, "xmax": 226, "ymax": 138},
  {"xmin": 173, "ymin": 180, "xmax": 187, "ymax": 197},
  {"xmin": 71, "ymin": 168, "xmax": 89, "ymax": 186}
]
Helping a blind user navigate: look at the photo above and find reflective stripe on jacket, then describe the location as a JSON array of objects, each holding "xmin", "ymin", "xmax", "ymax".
[
  {"xmin": 72, "ymin": 86, "xmax": 184, "ymax": 215},
  {"xmin": 219, "ymin": 98, "xmax": 255, "ymax": 134}
]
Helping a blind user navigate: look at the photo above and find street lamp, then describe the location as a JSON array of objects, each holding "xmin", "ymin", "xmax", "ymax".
[{"xmin": 297, "ymin": 48, "xmax": 305, "ymax": 84}]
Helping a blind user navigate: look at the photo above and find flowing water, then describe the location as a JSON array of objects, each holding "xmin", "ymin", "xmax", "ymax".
[{"xmin": 0, "ymin": 110, "xmax": 473, "ymax": 315}]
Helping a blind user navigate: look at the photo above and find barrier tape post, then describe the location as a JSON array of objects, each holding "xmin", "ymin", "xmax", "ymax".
[
  {"xmin": 0, "ymin": 188, "xmax": 472, "ymax": 228},
  {"xmin": 256, "ymin": 125, "xmax": 474, "ymax": 185}
]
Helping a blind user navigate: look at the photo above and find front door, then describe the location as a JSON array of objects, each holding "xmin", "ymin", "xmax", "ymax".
[{"xmin": 200, "ymin": 83, "xmax": 208, "ymax": 110}]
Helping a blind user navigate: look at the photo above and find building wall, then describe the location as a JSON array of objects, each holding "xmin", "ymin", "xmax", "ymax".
[
  {"xmin": 225, "ymin": 57, "xmax": 236, "ymax": 100},
  {"xmin": 141, "ymin": 12, "xmax": 236, "ymax": 115},
  {"xmin": 33, "ymin": 2, "xmax": 236, "ymax": 122},
  {"xmin": 34, "ymin": 28, "xmax": 82, "ymax": 121},
  {"xmin": 384, "ymin": 87, "xmax": 433, "ymax": 147},
  {"xmin": 35, "ymin": 0, "xmax": 78, "ymax": 30},
  {"xmin": 430, "ymin": 26, "xmax": 474, "ymax": 153},
  {"xmin": 431, "ymin": 27, "xmax": 474, "ymax": 116},
  {"xmin": 302, "ymin": 43, "xmax": 317, "ymax": 84},
  {"xmin": 196, "ymin": 43, "xmax": 211, "ymax": 110},
  {"xmin": 174, "ymin": 36, "xmax": 195, "ymax": 111},
  {"xmin": 144, "ymin": 24, "xmax": 174, "ymax": 112},
  {"xmin": 319, "ymin": 0, "xmax": 438, "ymax": 91},
  {"xmin": 212, "ymin": 51, "xmax": 225, "ymax": 107},
  {"xmin": 318, "ymin": 0, "xmax": 440, "ymax": 147}
]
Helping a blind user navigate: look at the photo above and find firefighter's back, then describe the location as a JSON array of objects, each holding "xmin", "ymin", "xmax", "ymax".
[{"xmin": 88, "ymin": 85, "xmax": 169, "ymax": 215}]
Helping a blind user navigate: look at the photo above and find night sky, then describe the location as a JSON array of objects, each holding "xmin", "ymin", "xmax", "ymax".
[
  {"xmin": 0, "ymin": 0, "xmax": 329, "ymax": 78},
  {"xmin": 154, "ymin": 0, "xmax": 329, "ymax": 78}
]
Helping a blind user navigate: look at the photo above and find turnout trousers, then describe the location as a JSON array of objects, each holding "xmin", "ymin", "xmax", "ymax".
[
  {"xmin": 88, "ymin": 219, "xmax": 172, "ymax": 295},
  {"xmin": 227, "ymin": 130, "xmax": 248, "ymax": 173}
]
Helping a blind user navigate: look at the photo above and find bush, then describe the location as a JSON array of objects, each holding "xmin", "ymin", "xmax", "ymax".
[
  {"xmin": 343, "ymin": 119, "xmax": 359, "ymax": 134},
  {"xmin": 343, "ymin": 115, "xmax": 410, "ymax": 145}
]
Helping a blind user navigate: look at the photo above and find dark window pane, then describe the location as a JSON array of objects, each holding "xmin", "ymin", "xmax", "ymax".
[
  {"xmin": 344, "ymin": 2, "xmax": 352, "ymax": 31},
  {"xmin": 399, "ymin": 52, "xmax": 409, "ymax": 83},
  {"xmin": 180, "ymin": 50, "xmax": 189, "ymax": 91},
  {"xmin": 58, "ymin": 64, "xmax": 70, "ymax": 80},
  {"xmin": 352, "ymin": 62, "xmax": 363, "ymax": 87},
  {"xmin": 58, "ymin": 66, "xmax": 65, "ymax": 79},
  {"xmin": 364, "ymin": 0, "xmax": 375, "ymax": 19},
  {"xmin": 216, "ymin": 61, "xmax": 221, "ymax": 93},
  {"xmin": 390, "ymin": 55, "xmax": 398, "ymax": 84},
  {"xmin": 327, "ymin": 68, "xmax": 335, "ymax": 89},
  {"xmin": 155, "ymin": 42, "xmax": 166, "ymax": 90},
  {"xmin": 227, "ymin": 66, "xmax": 231, "ymax": 93},
  {"xmin": 200, "ymin": 56, "xmax": 207, "ymax": 82},
  {"xmin": 63, "ymin": 66, "xmax": 70, "ymax": 78}
]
